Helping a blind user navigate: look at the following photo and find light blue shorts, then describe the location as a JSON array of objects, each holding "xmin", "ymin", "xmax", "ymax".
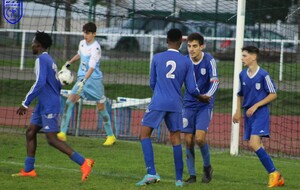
[
  {"xmin": 181, "ymin": 107, "xmax": 213, "ymax": 134},
  {"xmin": 30, "ymin": 112, "xmax": 60, "ymax": 133},
  {"xmin": 142, "ymin": 109, "xmax": 182, "ymax": 132},
  {"xmin": 71, "ymin": 77, "xmax": 106, "ymax": 103},
  {"xmin": 243, "ymin": 106, "xmax": 270, "ymax": 140}
]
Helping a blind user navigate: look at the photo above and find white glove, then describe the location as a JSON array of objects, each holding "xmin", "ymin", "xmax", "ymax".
[
  {"xmin": 61, "ymin": 61, "xmax": 71, "ymax": 71},
  {"xmin": 76, "ymin": 78, "xmax": 86, "ymax": 95}
]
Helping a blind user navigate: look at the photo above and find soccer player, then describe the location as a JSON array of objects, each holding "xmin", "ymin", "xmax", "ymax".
[
  {"xmin": 233, "ymin": 46, "xmax": 284, "ymax": 188},
  {"xmin": 57, "ymin": 22, "xmax": 116, "ymax": 146},
  {"xmin": 182, "ymin": 33, "xmax": 219, "ymax": 183},
  {"xmin": 136, "ymin": 28, "xmax": 202, "ymax": 187},
  {"xmin": 13, "ymin": 31, "xmax": 94, "ymax": 181}
]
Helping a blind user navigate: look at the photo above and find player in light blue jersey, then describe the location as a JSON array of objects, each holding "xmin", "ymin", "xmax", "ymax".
[
  {"xmin": 136, "ymin": 29, "xmax": 202, "ymax": 187},
  {"xmin": 233, "ymin": 46, "xmax": 284, "ymax": 188},
  {"xmin": 182, "ymin": 33, "xmax": 219, "ymax": 184},
  {"xmin": 13, "ymin": 31, "xmax": 94, "ymax": 181},
  {"xmin": 57, "ymin": 22, "xmax": 116, "ymax": 146}
]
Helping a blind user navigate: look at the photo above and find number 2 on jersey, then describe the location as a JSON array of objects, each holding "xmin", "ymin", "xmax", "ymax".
[{"xmin": 166, "ymin": 60, "xmax": 176, "ymax": 79}]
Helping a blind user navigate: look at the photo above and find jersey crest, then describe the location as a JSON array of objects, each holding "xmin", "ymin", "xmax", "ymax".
[
  {"xmin": 3, "ymin": 0, "xmax": 23, "ymax": 24},
  {"xmin": 255, "ymin": 83, "xmax": 261, "ymax": 90},
  {"xmin": 201, "ymin": 68, "xmax": 206, "ymax": 75}
]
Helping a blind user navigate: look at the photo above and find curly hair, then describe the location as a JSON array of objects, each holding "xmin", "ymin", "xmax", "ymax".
[{"xmin": 34, "ymin": 31, "xmax": 52, "ymax": 49}]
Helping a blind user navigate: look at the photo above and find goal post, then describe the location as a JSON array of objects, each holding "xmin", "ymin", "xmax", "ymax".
[{"xmin": 230, "ymin": 0, "xmax": 246, "ymax": 156}]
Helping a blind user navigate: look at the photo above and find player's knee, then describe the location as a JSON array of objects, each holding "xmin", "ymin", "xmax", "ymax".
[
  {"xmin": 185, "ymin": 139, "xmax": 194, "ymax": 148},
  {"xmin": 195, "ymin": 137, "xmax": 205, "ymax": 147}
]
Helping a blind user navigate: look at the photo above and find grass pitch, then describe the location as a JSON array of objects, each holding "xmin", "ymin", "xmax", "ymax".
[{"xmin": 0, "ymin": 132, "xmax": 299, "ymax": 190}]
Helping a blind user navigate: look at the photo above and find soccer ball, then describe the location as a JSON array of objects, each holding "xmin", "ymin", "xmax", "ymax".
[{"xmin": 58, "ymin": 69, "xmax": 74, "ymax": 85}]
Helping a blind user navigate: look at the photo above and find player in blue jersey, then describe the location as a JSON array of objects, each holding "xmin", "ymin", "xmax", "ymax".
[
  {"xmin": 57, "ymin": 22, "xmax": 116, "ymax": 146},
  {"xmin": 136, "ymin": 29, "xmax": 202, "ymax": 187},
  {"xmin": 13, "ymin": 31, "xmax": 94, "ymax": 181},
  {"xmin": 233, "ymin": 46, "xmax": 284, "ymax": 188},
  {"xmin": 181, "ymin": 33, "xmax": 219, "ymax": 184}
]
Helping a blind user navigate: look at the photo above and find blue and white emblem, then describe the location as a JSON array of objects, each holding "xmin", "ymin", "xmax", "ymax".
[
  {"xmin": 201, "ymin": 68, "xmax": 206, "ymax": 75},
  {"xmin": 255, "ymin": 83, "xmax": 261, "ymax": 90},
  {"xmin": 3, "ymin": 0, "xmax": 23, "ymax": 24}
]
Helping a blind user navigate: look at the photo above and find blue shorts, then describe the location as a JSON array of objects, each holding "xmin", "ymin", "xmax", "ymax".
[
  {"xmin": 243, "ymin": 106, "xmax": 270, "ymax": 140},
  {"xmin": 142, "ymin": 109, "xmax": 182, "ymax": 132},
  {"xmin": 181, "ymin": 107, "xmax": 213, "ymax": 134},
  {"xmin": 30, "ymin": 112, "xmax": 60, "ymax": 133},
  {"xmin": 71, "ymin": 77, "xmax": 106, "ymax": 103}
]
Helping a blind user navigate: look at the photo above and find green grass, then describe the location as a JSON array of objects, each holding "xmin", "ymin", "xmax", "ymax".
[{"xmin": 0, "ymin": 132, "xmax": 299, "ymax": 190}]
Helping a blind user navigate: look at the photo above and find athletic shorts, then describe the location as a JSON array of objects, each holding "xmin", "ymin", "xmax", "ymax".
[
  {"xmin": 30, "ymin": 112, "xmax": 60, "ymax": 133},
  {"xmin": 243, "ymin": 106, "xmax": 270, "ymax": 140},
  {"xmin": 71, "ymin": 77, "xmax": 106, "ymax": 103},
  {"xmin": 142, "ymin": 109, "xmax": 183, "ymax": 132},
  {"xmin": 181, "ymin": 107, "xmax": 213, "ymax": 134}
]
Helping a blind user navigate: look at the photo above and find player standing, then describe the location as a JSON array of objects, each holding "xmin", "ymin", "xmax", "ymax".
[
  {"xmin": 136, "ymin": 28, "xmax": 202, "ymax": 187},
  {"xmin": 233, "ymin": 46, "xmax": 284, "ymax": 188},
  {"xmin": 182, "ymin": 33, "xmax": 219, "ymax": 183},
  {"xmin": 57, "ymin": 22, "xmax": 116, "ymax": 146},
  {"xmin": 13, "ymin": 31, "xmax": 94, "ymax": 181}
]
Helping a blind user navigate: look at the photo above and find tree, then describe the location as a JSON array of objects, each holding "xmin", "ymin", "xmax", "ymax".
[{"xmin": 297, "ymin": 0, "xmax": 300, "ymax": 63}]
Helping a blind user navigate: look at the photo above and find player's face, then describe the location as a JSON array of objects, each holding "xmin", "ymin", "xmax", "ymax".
[
  {"xmin": 242, "ymin": 51, "xmax": 256, "ymax": 67},
  {"xmin": 187, "ymin": 40, "xmax": 204, "ymax": 61},
  {"xmin": 31, "ymin": 38, "xmax": 40, "ymax": 55},
  {"xmin": 83, "ymin": 31, "xmax": 96, "ymax": 44}
]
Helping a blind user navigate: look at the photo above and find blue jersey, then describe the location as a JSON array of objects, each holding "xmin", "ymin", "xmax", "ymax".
[
  {"xmin": 237, "ymin": 67, "xmax": 276, "ymax": 109},
  {"xmin": 77, "ymin": 40, "xmax": 102, "ymax": 79},
  {"xmin": 148, "ymin": 49, "xmax": 200, "ymax": 113},
  {"xmin": 22, "ymin": 52, "xmax": 62, "ymax": 114},
  {"xmin": 183, "ymin": 52, "xmax": 219, "ymax": 109}
]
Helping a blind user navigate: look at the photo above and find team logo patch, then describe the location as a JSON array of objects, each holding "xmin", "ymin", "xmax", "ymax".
[
  {"xmin": 201, "ymin": 68, "xmax": 206, "ymax": 75},
  {"xmin": 3, "ymin": 0, "xmax": 23, "ymax": 24},
  {"xmin": 183, "ymin": 118, "xmax": 188, "ymax": 128},
  {"xmin": 255, "ymin": 83, "xmax": 261, "ymax": 90}
]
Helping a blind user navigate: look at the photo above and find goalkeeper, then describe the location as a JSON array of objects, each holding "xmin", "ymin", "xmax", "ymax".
[{"xmin": 57, "ymin": 22, "xmax": 116, "ymax": 146}]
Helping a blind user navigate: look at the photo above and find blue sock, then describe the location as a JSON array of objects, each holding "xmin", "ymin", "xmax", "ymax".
[
  {"xmin": 70, "ymin": 152, "xmax": 85, "ymax": 165},
  {"xmin": 24, "ymin": 156, "xmax": 35, "ymax": 172},
  {"xmin": 173, "ymin": 144, "xmax": 183, "ymax": 181},
  {"xmin": 60, "ymin": 100, "xmax": 74, "ymax": 133},
  {"xmin": 99, "ymin": 109, "xmax": 113, "ymax": 136},
  {"xmin": 255, "ymin": 147, "xmax": 276, "ymax": 173},
  {"xmin": 141, "ymin": 138, "xmax": 156, "ymax": 175},
  {"xmin": 186, "ymin": 147, "xmax": 196, "ymax": 176},
  {"xmin": 200, "ymin": 143, "xmax": 211, "ymax": 167}
]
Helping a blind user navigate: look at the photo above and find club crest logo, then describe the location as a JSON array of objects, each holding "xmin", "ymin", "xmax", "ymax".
[
  {"xmin": 3, "ymin": 0, "xmax": 23, "ymax": 24},
  {"xmin": 255, "ymin": 83, "xmax": 261, "ymax": 90},
  {"xmin": 201, "ymin": 68, "xmax": 206, "ymax": 75}
]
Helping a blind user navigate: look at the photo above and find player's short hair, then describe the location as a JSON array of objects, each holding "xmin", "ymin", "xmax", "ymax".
[
  {"xmin": 34, "ymin": 31, "xmax": 52, "ymax": 49},
  {"xmin": 187, "ymin": 32, "xmax": 204, "ymax": 45},
  {"xmin": 83, "ymin": 22, "xmax": 97, "ymax": 33},
  {"xmin": 242, "ymin": 46, "xmax": 259, "ymax": 55},
  {"xmin": 167, "ymin": 28, "xmax": 182, "ymax": 42}
]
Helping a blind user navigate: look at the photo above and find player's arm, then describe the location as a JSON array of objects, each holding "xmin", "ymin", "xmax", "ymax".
[
  {"xmin": 233, "ymin": 95, "xmax": 242, "ymax": 123},
  {"xmin": 205, "ymin": 58, "xmax": 219, "ymax": 97},
  {"xmin": 17, "ymin": 58, "xmax": 46, "ymax": 115},
  {"xmin": 67, "ymin": 54, "xmax": 80, "ymax": 66},
  {"xmin": 184, "ymin": 60, "xmax": 200, "ymax": 97},
  {"xmin": 233, "ymin": 75, "xmax": 243, "ymax": 123},
  {"xmin": 149, "ymin": 58, "xmax": 157, "ymax": 91}
]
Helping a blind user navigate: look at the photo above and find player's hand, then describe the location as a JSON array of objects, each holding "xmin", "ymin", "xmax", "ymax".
[
  {"xmin": 232, "ymin": 112, "xmax": 241, "ymax": 124},
  {"xmin": 16, "ymin": 105, "xmax": 27, "ymax": 116},
  {"xmin": 198, "ymin": 94, "xmax": 211, "ymax": 103},
  {"xmin": 246, "ymin": 105, "xmax": 258, "ymax": 117},
  {"xmin": 76, "ymin": 78, "xmax": 86, "ymax": 95},
  {"xmin": 61, "ymin": 61, "xmax": 71, "ymax": 70}
]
